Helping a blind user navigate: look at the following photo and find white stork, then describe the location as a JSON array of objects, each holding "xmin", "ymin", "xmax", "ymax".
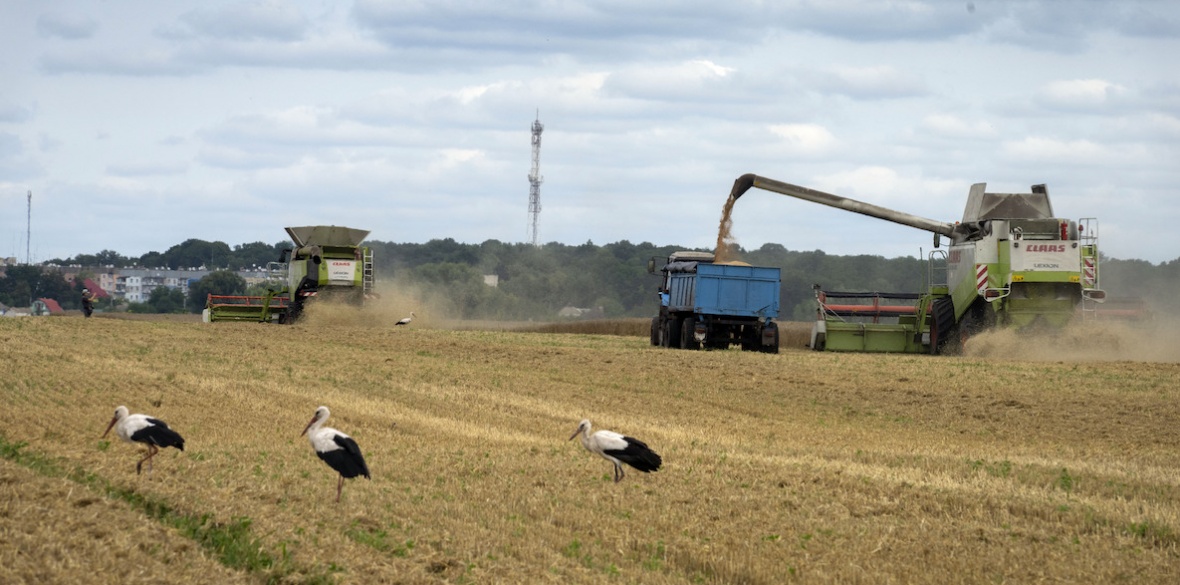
[
  {"xmin": 301, "ymin": 406, "xmax": 371, "ymax": 502},
  {"xmin": 102, "ymin": 405, "xmax": 186, "ymax": 475},
  {"xmin": 395, "ymin": 311, "xmax": 415, "ymax": 326},
  {"xmin": 569, "ymin": 419, "xmax": 662, "ymax": 483}
]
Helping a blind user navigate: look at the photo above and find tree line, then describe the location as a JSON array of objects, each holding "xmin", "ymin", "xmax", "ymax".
[{"xmin": 6, "ymin": 238, "xmax": 1178, "ymax": 319}]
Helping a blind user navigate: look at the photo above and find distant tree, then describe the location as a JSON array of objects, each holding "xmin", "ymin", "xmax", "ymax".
[
  {"xmin": 95, "ymin": 249, "xmax": 132, "ymax": 267},
  {"xmin": 159, "ymin": 239, "xmax": 233, "ymax": 270},
  {"xmin": 186, "ymin": 270, "xmax": 246, "ymax": 313},
  {"xmin": 45, "ymin": 249, "xmax": 133, "ymax": 268},
  {"xmin": 0, "ymin": 266, "xmax": 73, "ymax": 308},
  {"xmin": 145, "ymin": 286, "xmax": 186, "ymax": 313},
  {"xmin": 138, "ymin": 251, "xmax": 165, "ymax": 268},
  {"xmin": 230, "ymin": 241, "xmax": 286, "ymax": 269}
]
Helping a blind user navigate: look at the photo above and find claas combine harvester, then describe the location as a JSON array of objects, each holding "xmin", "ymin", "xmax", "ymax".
[
  {"xmin": 730, "ymin": 174, "xmax": 1107, "ymax": 354},
  {"xmin": 206, "ymin": 226, "xmax": 375, "ymax": 323}
]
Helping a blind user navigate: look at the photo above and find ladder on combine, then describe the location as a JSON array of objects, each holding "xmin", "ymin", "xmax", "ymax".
[
  {"xmin": 1078, "ymin": 217, "xmax": 1101, "ymax": 322},
  {"xmin": 362, "ymin": 247, "xmax": 375, "ymax": 297}
]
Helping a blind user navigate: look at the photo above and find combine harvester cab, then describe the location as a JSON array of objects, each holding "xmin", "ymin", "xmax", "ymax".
[
  {"xmin": 730, "ymin": 174, "xmax": 1106, "ymax": 354},
  {"xmin": 206, "ymin": 225, "xmax": 375, "ymax": 324},
  {"xmin": 648, "ymin": 251, "xmax": 781, "ymax": 353}
]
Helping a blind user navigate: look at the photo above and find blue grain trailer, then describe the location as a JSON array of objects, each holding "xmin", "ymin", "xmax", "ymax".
[{"xmin": 647, "ymin": 251, "xmax": 781, "ymax": 352}]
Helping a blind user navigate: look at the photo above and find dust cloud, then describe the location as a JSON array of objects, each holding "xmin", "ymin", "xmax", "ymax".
[
  {"xmin": 963, "ymin": 319, "xmax": 1180, "ymax": 363},
  {"xmin": 296, "ymin": 279, "xmax": 448, "ymax": 329}
]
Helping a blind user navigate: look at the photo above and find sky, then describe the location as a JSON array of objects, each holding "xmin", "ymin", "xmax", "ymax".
[{"xmin": 1, "ymin": 0, "xmax": 1178, "ymax": 265}]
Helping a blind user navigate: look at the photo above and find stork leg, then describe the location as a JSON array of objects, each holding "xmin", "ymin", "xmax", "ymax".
[
  {"xmin": 336, "ymin": 476, "xmax": 344, "ymax": 503},
  {"xmin": 614, "ymin": 463, "xmax": 625, "ymax": 483},
  {"xmin": 136, "ymin": 445, "xmax": 159, "ymax": 476}
]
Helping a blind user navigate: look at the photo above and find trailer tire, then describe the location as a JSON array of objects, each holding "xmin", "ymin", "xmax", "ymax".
[
  {"xmin": 659, "ymin": 319, "xmax": 669, "ymax": 348},
  {"xmin": 665, "ymin": 317, "xmax": 683, "ymax": 349},
  {"xmin": 650, "ymin": 317, "xmax": 660, "ymax": 346},
  {"xmin": 740, "ymin": 324, "xmax": 758, "ymax": 352},
  {"xmin": 681, "ymin": 317, "xmax": 700, "ymax": 350}
]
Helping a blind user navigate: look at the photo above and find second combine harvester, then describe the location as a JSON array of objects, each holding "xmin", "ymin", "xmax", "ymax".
[
  {"xmin": 206, "ymin": 225, "xmax": 375, "ymax": 323},
  {"xmin": 730, "ymin": 174, "xmax": 1106, "ymax": 354}
]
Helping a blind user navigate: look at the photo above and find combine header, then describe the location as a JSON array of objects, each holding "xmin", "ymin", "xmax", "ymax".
[
  {"xmin": 729, "ymin": 174, "xmax": 1106, "ymax": 354},
  {"xmin": 206, "ymin": 225, "xmax": 375, "ymax": 323}
]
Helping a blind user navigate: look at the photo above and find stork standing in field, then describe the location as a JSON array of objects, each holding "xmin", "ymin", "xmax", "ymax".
[
  {"xmin": 301, "ymin": 406, "xmax": 371, "ymax": 502},
  {"xmin": 569, "ymin": 419, "xmax": 662, "ymax": 483},
  {"xmin": 102, "ymin": 405, "xmax": 186, "ymax": 476},
  {"xmin": 395, "ymin": 311, "xmax": 415, "ymax": 326}
]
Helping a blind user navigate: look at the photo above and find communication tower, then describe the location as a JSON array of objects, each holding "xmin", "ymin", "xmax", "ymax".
[
  {"xmin": 527, "ymin": 112, "xmax": 544, "ymax": 246},
  {"xmin": 26, "ymin": 190, "xmax": 31, "ymax": 265}
]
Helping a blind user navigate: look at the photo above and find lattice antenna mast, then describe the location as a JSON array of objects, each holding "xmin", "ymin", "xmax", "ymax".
[
  {"xmin": 527, "ymin": 111, "xmax": 544, "ymax": 246},
  {"xmin": 26, "ymin": 190, "xmax": 32, "ymax": 265}
]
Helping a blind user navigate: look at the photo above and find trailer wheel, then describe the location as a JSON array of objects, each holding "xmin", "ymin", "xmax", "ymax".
[
  {"xmin": 739, "ymin": 324, "xmax": 758, "ymax": 352},
  {"xmin": 650, "ymin": 317, "xmax": 660, "ymax": 346},
  {"xmin": 681, "ymin": 318, "xmax": 700, "ymax": 350},
  {"xmin": 665, "ymin": 317, "xmax": 683, "ymax": 348}
]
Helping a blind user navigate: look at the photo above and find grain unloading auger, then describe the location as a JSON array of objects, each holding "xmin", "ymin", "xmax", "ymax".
[{"xmin": 729, "ymin": 174, "xmax": 1106, "ymax": 354}]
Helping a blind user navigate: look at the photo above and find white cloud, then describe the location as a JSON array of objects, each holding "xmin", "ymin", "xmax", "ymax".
[
  {"xmin": 1001, "ymin": 136, "xmax": 1112, "ymax": 165},
  {"xmin": 604, "ymin": 60, "xmax": 736, "ymax": 102},
  {"xmin": 106, "ymin": 161, "xmax": 189, "ymax": 177},
  {"xmin": 767, "ymin": 124, "xmax": 837, "ymax": 155},
  {"xmin": 807, "ymin": 65, "xmax": 928, "ymax": 99},
  {"xmin": 1037, "ymin": 79, "xmax": 1129, "ymax": 111},
  {"xmin": 169, "ymin": 0, "xmax": 309, "ymax": 42},
  {"xmin": 920, "ymin": 114, "xmax": 997, "ymax": 139}
]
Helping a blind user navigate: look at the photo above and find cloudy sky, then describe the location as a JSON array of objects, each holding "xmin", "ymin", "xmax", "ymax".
[{"xmin": 2, "ymin": 0, "xmax": 1177, "ymax": 265}]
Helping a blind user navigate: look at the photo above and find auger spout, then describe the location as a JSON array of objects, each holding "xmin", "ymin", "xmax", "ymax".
[{"xmin": 730, "ymin": 173, "xmax": 958, "ymax": 238}]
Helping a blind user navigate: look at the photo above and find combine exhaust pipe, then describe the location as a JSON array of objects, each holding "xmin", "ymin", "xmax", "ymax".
[{"xmin": 731, "ymin": 173, "xmax": 958, "ymax": 238}]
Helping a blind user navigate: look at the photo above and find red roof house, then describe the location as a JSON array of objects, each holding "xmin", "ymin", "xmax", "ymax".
[
  {"xmin": 35, "ymin": 298, "xmax": 66, "ymax": 315},
  {"xmin": 80, "ymin": 278, "xmax": 110, "ymax": 298}
]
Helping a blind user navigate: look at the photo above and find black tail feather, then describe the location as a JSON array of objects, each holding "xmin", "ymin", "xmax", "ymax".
[
  {"xmin": 136, "ymin": 420, "xmax": 185, "ymax": 451},
  {"xmin": 611, "ymin": 437, "xmax": 662, "ymax": 473}
]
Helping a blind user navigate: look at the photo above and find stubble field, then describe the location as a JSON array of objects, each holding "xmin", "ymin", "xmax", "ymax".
[{"xmin": 1, "ymin": 310, "xmax": 1178, "ymax": 584}]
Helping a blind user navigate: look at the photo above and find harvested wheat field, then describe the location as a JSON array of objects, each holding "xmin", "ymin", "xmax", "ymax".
[{"xmin": 1, "ymin": 311, "xmax": 1178, "ymax": 585}]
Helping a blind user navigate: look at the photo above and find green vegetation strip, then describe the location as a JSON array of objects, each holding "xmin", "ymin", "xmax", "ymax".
[{"xmin": 0, "ymin": 435, "xmax": 334, "ymax": 585}]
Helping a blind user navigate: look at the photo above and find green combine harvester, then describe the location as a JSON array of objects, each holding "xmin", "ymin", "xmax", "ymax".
[
  {"xmin": 729, "ymin": 174, "xmax": 1106, "ymax": 354},
  {"xmin": 206, "ymin": 226, "xmax": 374, "ymax": 323}
]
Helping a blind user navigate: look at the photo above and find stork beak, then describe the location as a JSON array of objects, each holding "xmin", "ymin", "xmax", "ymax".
[
  {"xmin": 102, "ymin": 416, "xmax": 117, "ymax": 438},
  {"xmin": 568, "ymin": 428, "xmax": 580, "ymax": 441},
  {"xmin": 300, "ymin": 417, "xmax": 316, "ymax": 437}
]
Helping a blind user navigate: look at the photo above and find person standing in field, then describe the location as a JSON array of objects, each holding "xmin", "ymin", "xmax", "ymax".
[{"xmin": 81, "ymin": 288, "xmax": 96, "ymax": 318}]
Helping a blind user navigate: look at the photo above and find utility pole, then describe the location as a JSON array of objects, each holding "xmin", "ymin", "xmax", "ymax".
[{"xmin": 528, "ymin": 111, "xmax": 544, "ymax": 246}]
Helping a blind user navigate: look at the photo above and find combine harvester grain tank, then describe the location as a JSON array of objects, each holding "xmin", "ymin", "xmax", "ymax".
[
  {"xmin": 728, "ymin": 174, "xmax": 1107, "ymax": 354},
  {"xmin": 205, "ymin": 225, "xmax": 375, "ymax": 323}
]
